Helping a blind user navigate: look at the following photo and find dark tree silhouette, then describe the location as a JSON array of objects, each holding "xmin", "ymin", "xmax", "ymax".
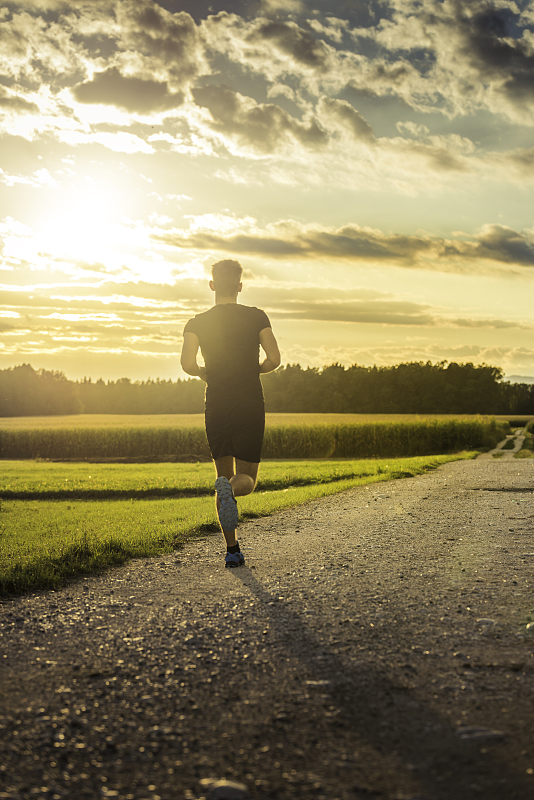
[
  {"xmin": 1, "ymin": 361, "xmax": 533, "ymax": 416},
  {"xmin": 0, "ymin": 365, "xmax": 82, "ymax": 416}
]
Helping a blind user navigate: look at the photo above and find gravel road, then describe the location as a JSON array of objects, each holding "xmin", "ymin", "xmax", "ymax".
[{"xmin": 1, "ymin": 453, "xmax": 534, "ymax": 800}]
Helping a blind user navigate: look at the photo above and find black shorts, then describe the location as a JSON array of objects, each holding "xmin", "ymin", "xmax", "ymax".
[{"xmin": 205, "ymin": 396, "xmax": 265, "ymax": 463}]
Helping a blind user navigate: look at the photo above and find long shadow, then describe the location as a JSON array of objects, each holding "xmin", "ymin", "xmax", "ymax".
[
  {"xmin": 229, "ymin": 565, "xmax": 531, "ymax": 800},
  {"xmin": 470, "ymin": 487, "xmax": 534, "ymax": 494},
  {"xmin": 0, "ymin": 488, "xmax": 208, "ymax": 501}
]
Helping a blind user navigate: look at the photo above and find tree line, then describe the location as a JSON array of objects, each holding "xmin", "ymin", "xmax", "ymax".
[{"xmin": 1, "ymin": 362, "xmax": 533, "ymax": 417}]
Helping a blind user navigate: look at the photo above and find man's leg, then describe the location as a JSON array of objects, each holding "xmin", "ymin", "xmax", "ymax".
[
  {"xmin": 232, "ymin": 458, "xmax": 259, "ymax": 498},
  {"xmin": 214, "ymin": 458, "xmax": 259, "ymax": 562}
]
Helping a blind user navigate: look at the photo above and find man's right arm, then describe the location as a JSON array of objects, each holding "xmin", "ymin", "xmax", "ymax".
[
  {"xmin": 180, "ymin": 332, "xmax": 207, "ymax": 381},
  {"xmin": 259, "ymin": 327, "xmax": 281, "ymax": 374}
]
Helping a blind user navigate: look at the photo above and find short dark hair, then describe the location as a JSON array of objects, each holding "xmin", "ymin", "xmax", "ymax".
[{"xmin": 211, "ymin": 259, "xmax": 242, "ymax": 295}]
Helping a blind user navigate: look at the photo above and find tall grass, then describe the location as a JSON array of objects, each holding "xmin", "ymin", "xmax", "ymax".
[
  {"xmin": 263, "ymin": 418, "xmax": 507, "ymax": 459},
  {"xmin": 0, "ymin": 417, "xmax": 507, "ymax": 460},
  {"xmin": 0, "ymin": 426, "xmax": 211, "ymax": 460}
]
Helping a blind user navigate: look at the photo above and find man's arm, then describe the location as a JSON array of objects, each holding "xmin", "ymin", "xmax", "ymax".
[
  {"xmin": 259, "ymin": 327, "xmax": 281, "ymax": 374},
  {"xmin": 180, "ymin": 332, "xmax": 207, "ymax": 381}
]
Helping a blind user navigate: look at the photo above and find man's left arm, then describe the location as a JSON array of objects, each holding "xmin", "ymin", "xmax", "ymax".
[
  {"xmin": 180, "ymin": 332, "xmax": 207, "ymax": 381},
  {"xmin": 259, "ymin": 327, "xmax": 281, "ymax": 374}
]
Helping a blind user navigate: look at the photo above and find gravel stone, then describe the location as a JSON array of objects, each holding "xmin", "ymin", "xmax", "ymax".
[{"xmin": 200, "ymin": 778, "xmax": 250, "ymax": 799}]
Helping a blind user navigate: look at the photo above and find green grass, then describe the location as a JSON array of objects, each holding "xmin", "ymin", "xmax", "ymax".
[
  {"xmin": 0, "ymin": 455, "xmax": 480, "ymax": 500},
  {"xmin": 501, "ymin": 437, "xmax": 517, "ymax": 450},
  {"xmin": 0, "ymin": 452, "xmax": 476, "ymax": 596},
  {"xmin": 515, "ymin": 426, "xmax": 534, "ymax": 459}
]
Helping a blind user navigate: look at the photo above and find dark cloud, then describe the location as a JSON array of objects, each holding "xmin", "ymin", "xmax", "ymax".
[
  {"xmin": 0, "ymin": 88, "xmax": 39, "ymax": 113},
  {"xmin": 264, "ymin": 299, "xmax": 530, "ymax": 329},
  {"xmin": 507, "ymin": 146, "xmax": 534, "ymax": 171},
  {"xmin": 452, "ymin": 317, "xmax": 529, "ymax": 330},
  {"xmin": 156, "ymin": 1, "xmax": 375, "ymax": 26},
  {"xmin": 398, "ymin": 141, "xmax": 467, "ymax": 173},
  {"xmin": 342, "ymin": 1, "xmax": 534, "ymax": 118},
  {"xmin": 0, "ymin": 320, "xmax": 17, "ymax": 333},
  {"xmin": 250, "ymin": 19, "xmax": 332, "ymax": 71},
  {"xmin": 192, "ymin": 85, "xmax": 327, "ymax": 152},
  {"xmin": 270, "ymin": 299, "xmax": 434, "ymax": 325},
  {"xmin": 472, "ymin": 224, "xmax": 534, "ymax": 266},
  {"xmin": 370, "ymin": 60, "xmax": 419, "ymax": 87},
  {"xmin": 155, "ymin": 220, "xmax": 534, "ymax": 270},
  {"xmin": 461, "ymin": 3, "xmax": 534, "ymax": 85},
  {"xmin": 319, "ymin": 96, "xmax": 375, "ymax": 142},
  {"xmin": 155, "ymin": 223, "xmax": 434, "ymax": 261},
  {"xmin": 116, "ymin": 0, "xmax": 202, "ymax": 81},
  {"xmin": 438, "ymin": 2, "xmax": 534, "ymax": 107},
  {"xmin": 72, "ymin": 67, "xmax": 184, "ymax": 112},
  {"xmin": 0, "ymin": 278, "xmax": 210, "ymax": 314},
  {"xmin": 156, "ymin": 1, "xmax": 258, "ymax": 24}
]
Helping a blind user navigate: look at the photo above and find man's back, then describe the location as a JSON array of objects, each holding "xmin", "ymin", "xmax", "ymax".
[{"xmin": 184, "ymin": 303, "xmax": 270, "ymax": 401}]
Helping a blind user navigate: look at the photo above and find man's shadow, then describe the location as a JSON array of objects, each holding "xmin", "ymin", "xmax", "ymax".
[{"xmin": 229, "ymin": 564, "xmax": 529, "ymax": 800}]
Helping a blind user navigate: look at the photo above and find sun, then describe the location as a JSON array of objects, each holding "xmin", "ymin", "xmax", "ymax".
[{"xmin": 37, "ymin": 183, "xmax": 127, "ymax": 266}]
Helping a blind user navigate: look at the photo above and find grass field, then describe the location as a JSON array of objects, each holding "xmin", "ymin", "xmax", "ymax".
[{"xmin": 0, "ymin": 452, "xmax": 477, "ymax": 596}]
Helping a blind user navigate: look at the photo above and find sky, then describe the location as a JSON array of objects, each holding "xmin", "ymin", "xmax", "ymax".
[{"xmin": 1, "ymin": 0, "xmax": 534, "ymax": 383}]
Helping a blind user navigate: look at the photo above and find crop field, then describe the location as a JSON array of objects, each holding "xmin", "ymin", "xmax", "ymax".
[
  {"xmin": 0, "ymin": 412, "xmax": 515, "ymax": 430},
  {"xmin": 0, "ymin": 453, "xmax": 477, "ymax": 596},
  {"xmin": 0, "ymin": 415, "xmax": 508, "ymax": 460}
]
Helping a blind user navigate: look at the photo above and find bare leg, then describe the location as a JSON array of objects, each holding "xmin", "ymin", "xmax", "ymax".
[
  {"xmin": 232, "ymin": 458, "xmax": 259, "ymax": 497},
  {"xmin": 214, "ymin": 457, "xmax": 259, "ymax": 547}
]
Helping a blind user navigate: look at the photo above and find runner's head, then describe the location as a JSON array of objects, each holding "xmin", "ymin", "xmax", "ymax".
[{"xmin": 210, "ymin": 259, "xmax": 243, "ymax": 298}]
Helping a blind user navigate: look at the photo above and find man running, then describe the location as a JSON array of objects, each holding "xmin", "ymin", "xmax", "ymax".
[{"xmin": 180, "ymin": 259, "xmax": 281, "ymax": 567}]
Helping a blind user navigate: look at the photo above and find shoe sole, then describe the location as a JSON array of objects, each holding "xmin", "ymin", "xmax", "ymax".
[
  {"xmin": 225, "ymin": 553, "xmax": 245, "ymax": 569},
  {"xmin": 215, "ymin": 477, "xmax": 239, "ymax": 532}
]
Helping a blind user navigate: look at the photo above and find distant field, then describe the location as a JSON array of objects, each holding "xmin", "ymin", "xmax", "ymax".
[
  {"xmin": 0, "ymin": 414, "xmax": 510, "ymax": 461},
  {"xmin": 0, "ymin": 412, "xmax": 522, "ymax": 429}
]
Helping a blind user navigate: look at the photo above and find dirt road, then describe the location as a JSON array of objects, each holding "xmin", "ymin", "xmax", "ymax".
[{"xmin": 1, "ymin": 455, "xmax": 534, "ymax": 800}]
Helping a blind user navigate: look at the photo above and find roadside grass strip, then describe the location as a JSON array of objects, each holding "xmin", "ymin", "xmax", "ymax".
[
  {"xmin": 0, "ymin": 452, "xmax": 484, "ymax": 500},
  {"xmin": 515, "ymin": 423, "xmax": 534, "ymax": 458},
  {"xmin": 0, "ymin": 453, "xmax": 476, "ymax": 596}
]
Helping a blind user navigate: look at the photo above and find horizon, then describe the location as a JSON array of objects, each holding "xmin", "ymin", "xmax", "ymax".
[{"xmin": 2, "ymin": 1, "xmax": 534, "ymax": 382}]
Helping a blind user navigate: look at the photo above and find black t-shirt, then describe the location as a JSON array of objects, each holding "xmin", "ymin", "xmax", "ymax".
[{"xmin": 183, "ymin": 304, "xmax": 271, "ymax": 402}]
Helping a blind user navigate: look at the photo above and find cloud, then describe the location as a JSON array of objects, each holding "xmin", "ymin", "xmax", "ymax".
[
  {"xmin": 59, "ymin": 129, "xmax": 155, "ymax": 153},
  {"xmin": 0, "ymin": 87, "xmax": 39, "ymax": 114},
  {"xmin": 271, "ymin": 299, "xmax": 435, "ymax": 325},
  {"xmin": 261, "ymin": 0, "xmax": 305, "ymax": 13},
  {"xmin": 3, "ymin": 273, "xmax": 528, "ymax": 358},
  {"xmin": 459, "ymin": 3, "xmax": 534, "ymax": 102},
  {"xmin": 0, "ymin": 167, "xmax": 57, "ymax": 188},
  {"xmin": 273, "ymin": 301, "xmax": 532, "ymax": 328},
  {"xmin": 318, "ymin": 96, "xmax": 376, "ymax": 142},
  {"xmin": 249, "ymin": 18, "xmax": 334, "ymax": 71},
  {"xmin": 0, "ymin": 3, "xmax": 96, "ymax": 84},
  {"xmin": 192, "ymin": 85, "xmax": 328, "ymax": 153},
  {"xmin": 72, "ymin": 67, "xmax": 185, "ymax": 112},
  {"xmin": 115, "ymin": 0, "xmax": 205, "ymax": 86},
  {"xmin": 349, "ymin": 0, "xmax": 534, "ymax": 121},
  {"xmin": 4, "ymin": 1, "xmax": 113, "ymax": 9},
  {"xmin": 154, "ymin": 218, "xmax": 534, "ymax": 272},
  {"xmin": 470, "ymin": 223, "xmax": 534, "ymax": 266}
]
